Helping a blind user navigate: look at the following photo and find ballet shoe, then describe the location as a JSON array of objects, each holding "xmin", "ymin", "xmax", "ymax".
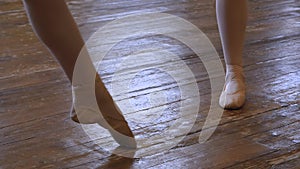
[
  {"xmin": 71, "ymin": 105, "xmax": 137, "ymax": 148},
  {"xmin": 103, "ymin": 104, "xmax": 136, "ymax": 148},
  {"xmin": 71, "ymin": 85, "xmax": 137, "ymax": 148},
  {"xmin": 219, "ymin": 65, "xmax": 246, "ymax": 109}
]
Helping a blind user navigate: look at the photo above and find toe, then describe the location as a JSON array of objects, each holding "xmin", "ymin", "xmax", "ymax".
[
  {"xmin": 219, "ymin": 91, "xmax": 246, "ymax": 109},
  {"xmin": 107, "ymin": 124, "xmax": 137, "ymax": 148}
]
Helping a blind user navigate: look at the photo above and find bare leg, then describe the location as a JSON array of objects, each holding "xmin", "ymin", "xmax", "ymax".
[
  {"xmin": 216, "ymin": 0, "xmax": 248, "ymax": 109},
  {"xmin": 23, "ymin": 0, "xmax": 136, "ymax": 148}
]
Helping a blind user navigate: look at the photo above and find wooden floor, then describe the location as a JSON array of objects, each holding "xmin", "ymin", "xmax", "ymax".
[{"xmin": 1, "ymin": 0, "xmax": 300, "ymax": 168}]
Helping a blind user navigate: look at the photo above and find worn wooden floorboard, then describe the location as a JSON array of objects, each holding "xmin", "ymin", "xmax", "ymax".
[{"xmin": 1, "ymin": 0, "xmax": 299, "ymax": 168}]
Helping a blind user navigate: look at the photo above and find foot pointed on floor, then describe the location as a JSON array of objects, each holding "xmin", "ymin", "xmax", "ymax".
[
  {"xmin": 219, "ymin": 65, "xmax": 246, "ymax": 109},
  {"xmin": 70, "ymin": 75, "xmax": 137, "ymax": 149}
]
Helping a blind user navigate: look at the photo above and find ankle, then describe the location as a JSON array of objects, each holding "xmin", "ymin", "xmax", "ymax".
[
  {"xmin": 226, "ymin": 64, "xmax": 243, "ymax": 72},
  {"xmin": 225, "ymin": 65, "xmax": 244, "ymax": 80}
]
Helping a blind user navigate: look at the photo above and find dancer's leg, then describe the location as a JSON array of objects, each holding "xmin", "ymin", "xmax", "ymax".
[
  {"xmin": 216, "ymin": 0, "xmax": 247, "ymax": 66},
  {"xmin": 23, "ymin": 0, "xmax": 136, "ymax": 147},
  {"xmin": 216, "ymin": 0, "xmax": 248, "ymax": 109},
  {"xmin": 23, "ymin": 0, "xmax": 81, "ymax": 80}
]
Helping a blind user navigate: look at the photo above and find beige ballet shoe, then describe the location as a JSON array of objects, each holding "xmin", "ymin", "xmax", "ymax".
[
  {"xmin": 70, "ymin": 105, "xmax": 136, "ymax": 148},
  {"xmin": 219, "ymin": 65, "xmax": 246, "ymax": 109},
  {"xmin": 70, "ymin": 85, "xmax": 136, "ymax": 148}
]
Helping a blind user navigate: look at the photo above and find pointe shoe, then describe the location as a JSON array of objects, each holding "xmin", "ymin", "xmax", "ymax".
[
  {"xmin": 71, "ymin": 85, "xmax": 137, "ymax": 148},
  {"xmin": 219, "ymin": 65, "xmax": 246, "ymax": 109}
]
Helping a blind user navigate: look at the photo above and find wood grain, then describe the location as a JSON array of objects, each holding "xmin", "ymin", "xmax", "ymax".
[{"xmin": 0, "ymin": 0, "xmax": 299, "ymax": 168}]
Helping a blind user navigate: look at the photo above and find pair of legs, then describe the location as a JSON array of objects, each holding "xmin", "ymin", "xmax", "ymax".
[{"xmin": 22, "ymin": 0, "xmax": 247, "ymax": 147}]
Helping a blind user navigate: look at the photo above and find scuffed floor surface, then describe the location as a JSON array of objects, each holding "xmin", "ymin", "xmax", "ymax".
[{"xmin": 0, "ymin": 0, "xmax": 299, "ymax": 168}]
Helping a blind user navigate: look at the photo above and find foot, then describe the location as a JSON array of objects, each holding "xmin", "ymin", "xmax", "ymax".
[
  {"xmin": 219, "ymin": 65, "xmax": 246, "ymax": 109},
  {"xmin": 71, "ymin": 75, "xmax": 136, "ymax": 148}
]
